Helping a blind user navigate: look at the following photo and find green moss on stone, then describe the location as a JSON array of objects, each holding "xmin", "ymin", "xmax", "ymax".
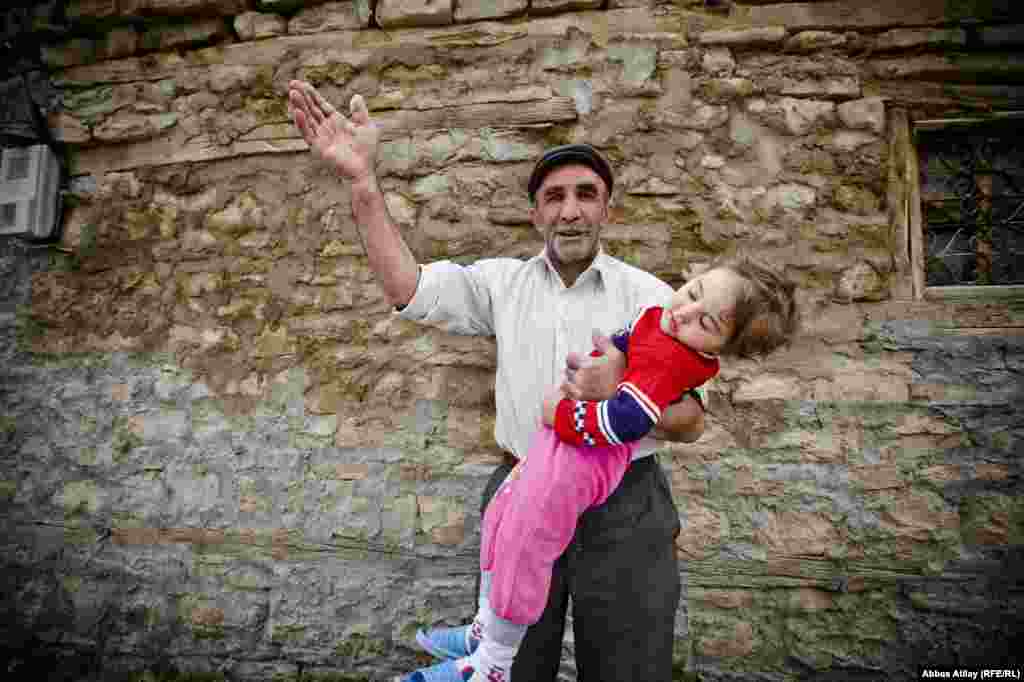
[
  {"xmin": 334, "ymin": 632, "xmax": 388, "ymax": 658},
  {"xmin": 272, "ymin": 624, "xmax": 308, "ymax": 642}
]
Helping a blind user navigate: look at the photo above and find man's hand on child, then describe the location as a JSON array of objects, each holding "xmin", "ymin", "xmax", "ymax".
[{"xmin": 561, "ymin": 331, "xmax": 625, "ymax": 401}]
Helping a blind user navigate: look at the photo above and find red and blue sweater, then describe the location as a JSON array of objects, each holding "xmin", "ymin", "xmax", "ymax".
[{"xmin": 553, "ymin": 306, "xmax": 719, "ymax": 447}]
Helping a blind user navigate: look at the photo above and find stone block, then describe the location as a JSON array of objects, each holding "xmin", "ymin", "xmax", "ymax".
[
  {"xmin": 47, "ymin": 112, "xmax": 91, "ymax": 144},
  {"xmin": 741, "ymin": 0, "xmax": 954, "ymax": 30},
  {"xmin": 677, "ymin": 499, "xmax": 723, "ymax": 560},
  {"xmin": 454, "ymin": 0, "xmax": 527, "ymax": 22},
  {"xmin": 66, "ymin": 0, "xmax": 118, "ymax": 20},
  {"xmin": 835, "ymin": 261, "xmax": 887, "ymax": 302},
  {"xmin": 879, "ymin": 491, "xmax": 959, "ymax": 542},
  {"xmin": 289, "ymin": 1, "xmax": 372, "ymax": 33},
  {"xmin": 784, "ymin": 30, "xmax": 847, "ymax": 52},
  {"xmin": 698, "ymin": 621, "xmax": 754, "ymax": 657},
  {"xmin": 837, "ymin": 97, "xmax": 885, "ymax": 135},
  {"xmin": 832, "ymin": 184, "xmax": 881, "ymax": 215},
  {"xmin": 788, "ymin": 587, "xmax": 834, "ymax": 611},
  {"xmin": 376, "ymin": 0, "xmax": 453, "ymax": 28},
  {"xmin": 776, "ymin": 76, "xmax": 860, "ymax": 98},
  {"xmin": 691, "ymin": 588, "xmax": 754, "ymax": 610},
  {"xmin": 746, "ymin": 97, "xmax": 834, "ymax": 136},
  {"xmin": 754, "ymin": 511, "xmax": 841, "ymax": 558},
  {"xmin": 42, "ymin": 38, "xmax": 97, "ymax": 69},
  {"xmin": 98, "ymin": 26, "xmax": 141, "ymax": 60},
  {"xmin": 234, "ymin": 11, "xmax": 288, "ymax": 39},
  {"xmin": 698, "ymin": 26, "xmax": 787, "ymax": 46},
  {"xmin": 140, "ymin": 17, "xmax": 229, "ymax": 52},
  {"xmin": 530, "ymin": 0, "xmax": 602, "ymax": 14},
  {"xmin": 871, "ymin": 27, "xmax": 967, "ymax": 52},
  {"xmin": 849, "ymin": 464, "xmax": 903, "ymax": 491},
  {"xmin": 92, "ymin": 111, "xmax": 177, "ymax": 143},
  {"xmin": 130, "ymin": 0, "xmax": 251, "ymax": 15},
  {"xmin": 701, "ymin": 77, "xmax": 756, "ymax": 102},
  {"xmin": 701, "ymin": 47, "xmax": 736, "ymax": 77}
]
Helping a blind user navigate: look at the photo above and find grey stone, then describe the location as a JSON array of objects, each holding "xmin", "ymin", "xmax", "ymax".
[
  {"xmin": 702, "ymin": 77, "xmax": 756, "ymax": 102},
  {"xmin": 289, "ymin": 0, "xmax": 372, "ymax": 33},
  {"xmin": 837, "ymin": 97, "xmax": 886, "ymax": 135},
  {"xmin": 234, "ymin": 11, "xmax": 288, "ymax": 40},
  {"xmin": 747, "ymin": 97, "xmax": 835, "ymax": 136},
  {"xmin": 835, "ymin": 261, "xmax": 888, "ymax": 302},
  {"xmin": 376, "ymin": 0, "xmax": 454, "ymax": 27},
  {"xmin": 134, "ymin": 410, "xmax": 190, "ymax": 441},
  {"xmin": 608, "ymin": 44, "xmax": 659, "ymax": 89},
  {"xmin": 701, "ymin": 47, "xmax": 735, "ymax": 77}
]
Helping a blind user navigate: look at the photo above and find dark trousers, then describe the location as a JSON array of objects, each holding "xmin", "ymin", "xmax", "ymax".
[{"xmin": 479, "ymin": 453, "xmax": 682, "ymax": 681}]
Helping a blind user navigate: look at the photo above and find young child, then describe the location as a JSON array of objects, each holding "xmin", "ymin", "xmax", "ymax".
[{"xmin": 398, "ymin": 256, "xmax": 799, "ymax": 682}]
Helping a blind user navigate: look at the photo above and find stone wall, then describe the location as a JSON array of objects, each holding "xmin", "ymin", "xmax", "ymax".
[{"xmin": 2, "ymin": 0, "xmax": 1023, "ymax": 679}]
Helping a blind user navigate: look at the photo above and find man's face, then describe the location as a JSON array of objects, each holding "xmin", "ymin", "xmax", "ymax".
[{"xmin": 531, "ymin": 164, "xmax": 609, "ymax": 273}]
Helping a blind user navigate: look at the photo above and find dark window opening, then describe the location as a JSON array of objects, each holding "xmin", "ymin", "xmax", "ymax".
[{"xmin": 917, "ymin": 118, "xmax": 1024, "ymax": 287}]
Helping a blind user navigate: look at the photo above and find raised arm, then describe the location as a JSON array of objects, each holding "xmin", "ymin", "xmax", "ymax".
[{"xmin": 288, "ymin": 80, "xmax": 418, "ymax": 307}]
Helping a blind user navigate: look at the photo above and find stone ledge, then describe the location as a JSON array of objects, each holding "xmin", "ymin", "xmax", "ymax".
[
  {"xmin": 736, "ymin": 0, "xmax": 993, "ymax": 30},
  {"xmin": 70, "ymin": 97, "xmax": 577, "ymax": 175},
  {"xmin": 697, "ymin": 26, "xmax": 787, "ymax": 46}
]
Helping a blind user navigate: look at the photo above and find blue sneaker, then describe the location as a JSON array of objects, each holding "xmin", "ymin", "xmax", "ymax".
[
  {"xmin": 415, "ymin": 624, "xmax": 480, "ymax": 660},
  {"xmin": 394, "ymin": 658, "xmax": 474, "ymax": 682}
]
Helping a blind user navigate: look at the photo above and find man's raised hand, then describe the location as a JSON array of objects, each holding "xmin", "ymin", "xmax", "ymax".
[{"xmin": 287, "ymin": 80, "xmax": 380, "ymax": 188}]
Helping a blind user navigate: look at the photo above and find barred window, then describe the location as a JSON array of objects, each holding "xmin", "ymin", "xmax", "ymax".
[{"xmin": 916, "ymin": 117, "xmax": 1024, "ymax": 288}]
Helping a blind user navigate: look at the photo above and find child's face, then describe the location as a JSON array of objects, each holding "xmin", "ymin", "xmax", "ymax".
[{"xmin": 661, "ymin": 267, "xmax": 745, "ymax": 355}]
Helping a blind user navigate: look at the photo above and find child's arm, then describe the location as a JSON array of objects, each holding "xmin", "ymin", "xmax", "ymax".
[{"xmin": 549, "ymin": 308, "xmax": 719, "ymax": 447}]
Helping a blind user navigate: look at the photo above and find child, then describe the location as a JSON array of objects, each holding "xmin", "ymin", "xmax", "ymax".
[{"xmin": 397, "ymin": 256, "xmax": 799, "ymax": 682}]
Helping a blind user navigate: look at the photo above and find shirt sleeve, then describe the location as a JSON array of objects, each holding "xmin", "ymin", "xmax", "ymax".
[
  {"xmin": 395, "ymin": 260, "xmax": 501, "ymax": 336},
  {"xmin": 554, "ymin": 308, "xmax": 719, "ymax": 447}
]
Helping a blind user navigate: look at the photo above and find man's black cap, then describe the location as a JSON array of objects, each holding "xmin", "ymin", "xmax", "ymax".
[{"xmin": 527, "ymin": 144, "xmax": 614, "ymax": 202}]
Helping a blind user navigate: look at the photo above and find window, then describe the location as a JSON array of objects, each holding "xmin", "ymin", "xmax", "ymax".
[
  {"xmin": 0, "ymin": 144, "xmax": 61, "ymax": 239},
  {"xmin": 917, "ymin": 117, "xmax": 1024, "ymax": 287},
  {"xmin": 905, "ymin": 113, "xmax": 1024, "ymax": 301}
]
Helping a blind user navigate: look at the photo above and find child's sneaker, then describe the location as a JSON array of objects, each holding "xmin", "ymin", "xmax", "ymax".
[
  {"xmin": 394, "ymin": 658, "xmax": 474, "ymax": 682},
  {"xmin": 467, "ymin": 662, "xmax": 509, "ymax": 682},
  {"xmin": 415, "ymin": 624, "xmax": 480, "ymax": 660}
]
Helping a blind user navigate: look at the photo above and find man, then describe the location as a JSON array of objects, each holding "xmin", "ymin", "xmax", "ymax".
[{"xmin": 287, "ymin": 80, "xmax": 705, "ymax": 681}]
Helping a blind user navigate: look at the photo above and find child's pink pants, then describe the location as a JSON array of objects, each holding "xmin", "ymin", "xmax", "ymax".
[{"xmin": 480, "ymin": 426, "xmax": 634, "ymax": 625}]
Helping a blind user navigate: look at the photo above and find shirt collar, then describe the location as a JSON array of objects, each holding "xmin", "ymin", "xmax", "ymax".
[{"xmin": 533, "ymin": 246, "xmax": 611, "ymax": 289}]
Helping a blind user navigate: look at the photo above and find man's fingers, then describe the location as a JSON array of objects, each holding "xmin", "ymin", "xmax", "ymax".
[
  {"xmin": 560, "ymin": 381, "xmax": 581, "ymax": 399},
  {"xmin": 350, "ymin": 94, "xmax": 369, "ymax": 125},
  {"xmin": 565, "ymin": 351, "xmax": 583, "ymax": 371},
  {"xmin": 591, "ymin": 330, "xmax": 612, "ymax": 353}
]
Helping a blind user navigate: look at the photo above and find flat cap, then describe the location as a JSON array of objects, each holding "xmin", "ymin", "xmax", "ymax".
[{"xmin": 527, "ymin": 144, "xmax": 614, "ymax": 202}]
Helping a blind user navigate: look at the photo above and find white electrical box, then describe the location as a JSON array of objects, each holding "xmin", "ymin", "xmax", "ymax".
[{"xmin": 0, "ymin": 144, "xmax": 62, "ymax": 239}]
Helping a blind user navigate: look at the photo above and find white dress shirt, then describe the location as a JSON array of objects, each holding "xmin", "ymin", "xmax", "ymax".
[{"xmin": 397, "ymin": 249, "xmax": 673, "ymax": 460}]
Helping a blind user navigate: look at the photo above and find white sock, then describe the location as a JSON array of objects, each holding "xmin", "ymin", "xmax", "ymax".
[{"xmin": 465, "ymin": 601, "xmax": 527, "ymax": 680}]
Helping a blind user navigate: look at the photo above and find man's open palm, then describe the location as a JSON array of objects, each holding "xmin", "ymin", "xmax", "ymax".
[{"xmin": 288, "ymin": 80, "xmax": 379, "ymax": 186}]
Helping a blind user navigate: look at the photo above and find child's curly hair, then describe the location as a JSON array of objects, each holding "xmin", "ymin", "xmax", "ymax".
[{"xmin": 711, "ymin": 256, "xmax": 799, "ymax": 359}]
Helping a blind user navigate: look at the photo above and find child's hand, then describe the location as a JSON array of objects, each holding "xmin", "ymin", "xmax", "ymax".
[{"xmin": 541, "ymin": 385, "xmax": 566, "ymax": 426}]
